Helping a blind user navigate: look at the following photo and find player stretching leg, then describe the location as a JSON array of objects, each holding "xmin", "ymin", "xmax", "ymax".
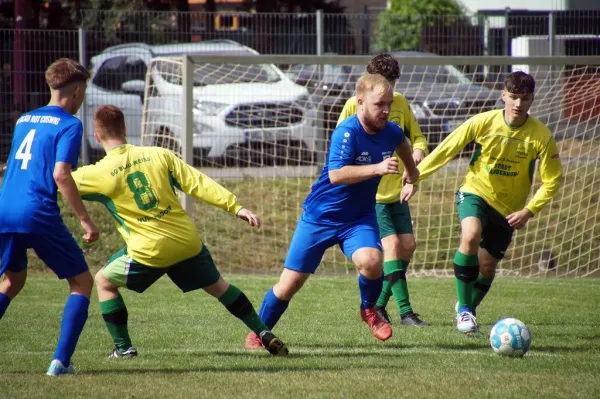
[
  {"xmin": 0, "ymin": 58, "xmax": 99, "ymax": 376},
  {"xmin": 337, "ymin": 54, "xmax": 429, "ymax": 327},
  {"xmin": 400, "ymin": 71, "xmax": 562, "ymax": 334},
  {"xmin": 71, "ymin": 106, "xmax": 287, "ymax": 357},
  {"xmin": 245, "ymin": 72, "xmax": 419, "ymax": 349}
]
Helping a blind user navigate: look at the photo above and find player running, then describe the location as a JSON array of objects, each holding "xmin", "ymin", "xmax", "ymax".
[
  {"xmin": 338, "ymin": 53, "xmax": 429, "ymax": 327},
  {"xmin": 245, "ymin": 72, "xmax": 419, "ymax": 349},
  {"xmin": 400, "ymin": 71, "xmax": 562, "ymax": 334},
  {"xmin": 0, "ymin": 58, "xmax": 99, "ymax": 376},
  {"xmin": 71, "ymin": 105, "xmax": 288, "ymax": 357}
]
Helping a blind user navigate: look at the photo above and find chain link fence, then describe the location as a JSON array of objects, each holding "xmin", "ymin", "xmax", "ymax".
[{"xmin": 1, "ymin": 10, "xmax": 600, "ymax": 162}]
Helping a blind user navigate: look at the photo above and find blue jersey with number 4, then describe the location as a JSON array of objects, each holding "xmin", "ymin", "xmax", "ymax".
[
  {"xmin": 302, "ymin": 115, "xmax": 405, "ymax": 225},
  {"xmin": 0, "ymin": 106, "xmax": 82, "ymax": 234}
]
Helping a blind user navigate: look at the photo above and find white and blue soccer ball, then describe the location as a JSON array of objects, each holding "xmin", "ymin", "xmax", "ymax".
[{"xmin": 489, "ymin": 318, "xmax": 531, "ymax": 357}]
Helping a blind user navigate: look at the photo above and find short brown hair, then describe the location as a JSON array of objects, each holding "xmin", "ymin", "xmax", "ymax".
[
  {"xmin": 504, "ymin": 71, "xmax": 535, "ymax": 94},
  {"xmin": 366, "ymin": 54, "xmax": 400, "ymax": 82},
  {"xmin": 94, "ymin": 105, "xmax": 126, "ymax": 139},
  {"xmin": 45, "ymin": 58, "xmax": 90, "ymax": 90},
  {"xmin": 356, "ymin": 73, "xmax": 393, "ymax": 98}
]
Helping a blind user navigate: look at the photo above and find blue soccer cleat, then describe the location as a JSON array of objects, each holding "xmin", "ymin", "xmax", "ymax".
[{"xmin": 46, "ymin": 359, "xmax": 75, "ymax": 376}]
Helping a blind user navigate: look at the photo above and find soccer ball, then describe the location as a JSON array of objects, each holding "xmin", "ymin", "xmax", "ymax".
[{"xmin": 489, "ymin": 318, "xmax": 531, "ymax": 357}]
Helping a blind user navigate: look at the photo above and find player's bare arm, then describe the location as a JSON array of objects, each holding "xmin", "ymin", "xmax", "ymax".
[
  {"xmin": 54, "ymin": 161, "xmax": 99, "ymax": 243},
  {"xmin": 412, "ymin": 148, "xmax": 426, "ymax": 165},
  {"xmin": 329, "ymin": 157, "xmax": 399, "ymax": 185},
  {"xmin": 397, "ymin": 140, "xmax": 419, "ymax": 184}
]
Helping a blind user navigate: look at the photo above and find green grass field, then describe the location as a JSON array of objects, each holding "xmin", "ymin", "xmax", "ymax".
[{"xmin": 0, "ymin": 275, "xmax": 599, "ymax": 398}]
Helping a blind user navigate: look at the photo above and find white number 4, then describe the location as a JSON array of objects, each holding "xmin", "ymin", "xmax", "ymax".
[{"xmin": 15, "ymin": 129, "xmax": 36, "ymax": 170}]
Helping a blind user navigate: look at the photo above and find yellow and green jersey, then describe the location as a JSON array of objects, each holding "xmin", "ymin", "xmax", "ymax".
[
  {"xmin": 417, "ymin": 110, "xmax": 562, "ymax": 217},
  {"xmin": 72, "ymin": 144, "xmax": 243, "ymax": 267},
  {"xmin": 337, "ymin": 92, "xmax": 428, "ymax": 203}
]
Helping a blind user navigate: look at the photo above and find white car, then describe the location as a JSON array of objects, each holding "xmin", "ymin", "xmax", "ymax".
[{"xmin": 85, "ymin": 40, "xmax": 317, "ymax": 165}]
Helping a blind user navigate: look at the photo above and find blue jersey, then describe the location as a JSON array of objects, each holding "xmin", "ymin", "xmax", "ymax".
[
  {"xmin": 0, "ymin": 106, "xmax": 82, "ymax": 234},
  {"xmin": 303, "ymin": 115, "xmax": 405, "ymax": 225}
]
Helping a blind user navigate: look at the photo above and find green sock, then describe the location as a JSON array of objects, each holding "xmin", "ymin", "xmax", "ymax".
[
  {"xmin": 377, "ymin": 260, "xmax": 413, "ymax": 315},
  {"xmin": 375, "ymin": 260, "xmax": 395, "ymax": 308},
  {"xmin": 472, "ymin": 274, "xmax": 494, "ymax": 310},
  {"xmin": 99, "ymin": 295, "xmax": 132, "ymax": 352},
  {"xmin": 453, "ymin": 251, "xmax": 479, "ymax": 310},
  {"xmin": 390, "ymin": 260, "xmax": 412, "ymax": 316},
  {"xmin": 218, "ymin": 284, "xmax": 267, "ymax": 335}
]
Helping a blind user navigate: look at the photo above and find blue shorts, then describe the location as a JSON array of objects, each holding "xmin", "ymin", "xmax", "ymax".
[
  {"xmin": 284, "ymin": 214, "xmax": 382, "ymax": 274},
  {"xmin": 0, "ymin": 233, "xmax": 88, "ymax": 279}
]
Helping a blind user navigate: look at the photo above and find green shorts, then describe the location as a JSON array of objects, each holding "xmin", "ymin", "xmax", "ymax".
[
  {"xmin": 375, "ymin": 201, "xmax": 413, "ymax": 239},
  {"xmin": 101, "ymin": 244, "xmax": 220, "ymax": 293},
  {"xmin": 456, "ymin": 192, "xmax": 514, "ymax": 260}
]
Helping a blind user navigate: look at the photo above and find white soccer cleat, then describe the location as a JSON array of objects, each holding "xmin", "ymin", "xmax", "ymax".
[
  {"xmin": 46, "ymin": 359, "xmax": 75, "ymax": 376},
  {"xmin": 456, "ymin": 311, "xmax": 478, "ymax": 334}
]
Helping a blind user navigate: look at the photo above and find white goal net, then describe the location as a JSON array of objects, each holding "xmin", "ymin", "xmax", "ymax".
[{"xmin": 142, "ymin": 54, "xmax": 600, "ymax": 277}]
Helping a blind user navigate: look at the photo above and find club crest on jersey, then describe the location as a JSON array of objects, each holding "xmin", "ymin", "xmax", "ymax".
[{"xmin": 355, "ymin": 151, "xmax": 372, "ymax": 164}]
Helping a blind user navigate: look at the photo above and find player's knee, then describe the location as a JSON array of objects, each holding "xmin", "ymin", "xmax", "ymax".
[
  {"xmin": 1, "ymin": 271, "xmax": 27, "ymax": 297},
  {"xmin": 398, "ymin": 236, "xmax": 416, "ymax": 258},
  {"xmin": 353, "ymin": 250, "xmax": 383, "ymax": 277},
  {"xmin": 479, "ymin": 262, "xmax": 497, "ymax": 278},
  {"xmin": 460, "ymin": 231, "xmax": 481, "ymax": 250},
  {"xmin": 69, "ymin": 270, "xmax": 93, "ymax": 297}
]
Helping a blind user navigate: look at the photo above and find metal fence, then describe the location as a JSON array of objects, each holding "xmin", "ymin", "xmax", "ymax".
[{"xmin": 1, "ymin": 10, "xmax": 600, "ymax": 162}]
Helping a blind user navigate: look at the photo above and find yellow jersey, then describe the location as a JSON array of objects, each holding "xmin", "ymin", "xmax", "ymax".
[
  {"xmin": 72, "ymin": 144, "xmax": 243, "ymax": 267},
  {"xmin": 417, "ymin": 110, "xmax": 562, "ymax": 216},
  {"xmin": 337, "ymin": 92, "xmax": 428, "ymax": 203}
]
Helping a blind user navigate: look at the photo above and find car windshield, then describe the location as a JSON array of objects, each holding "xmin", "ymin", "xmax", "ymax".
[{"xmin": 154, "ymin": 60, "xmax": 281, "ymax": 85}]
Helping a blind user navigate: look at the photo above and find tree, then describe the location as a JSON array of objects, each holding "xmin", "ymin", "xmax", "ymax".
[{"xmin": 373, "ymin": 0, "xmax": 467, "ymax": 52}]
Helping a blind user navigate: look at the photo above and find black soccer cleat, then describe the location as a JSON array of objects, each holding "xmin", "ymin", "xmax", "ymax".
[
  {"xmin": 400, "ymin": 312, "xmax": 429, "ymax": 327},
  {"xmin": 108, "ymin": 346, "xmax": 138, "ymax": 359},
  {"xmin": 374, "ymin": 306, "xmax": 392, "ymax": 324},
  {"xmin": 259, "ymin": 330, "xmax": 289, "ymax": 356}
]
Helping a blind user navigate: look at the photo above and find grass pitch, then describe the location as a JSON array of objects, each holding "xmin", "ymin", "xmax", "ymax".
[{"xmin": 0, "ymin": 275, "xmax": 598, "ymax": 398}]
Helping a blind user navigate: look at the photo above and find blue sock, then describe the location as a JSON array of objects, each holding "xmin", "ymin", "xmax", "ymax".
[
  {"xmin": 258, "ymin": 288, "xmax": 289, "ymax": 330},
  {"xmin": 0, "ymin": 292, "xmax": 11, "ymax": 319},
  {"xmin": 53, "ymin": 294, "xmax": 90, "ymax": 367},
  {"xmin": 358, "ymin": 274, "xmax": 384, "ymax": 310}
]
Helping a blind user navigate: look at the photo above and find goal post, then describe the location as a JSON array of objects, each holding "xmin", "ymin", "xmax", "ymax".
[{"xmin": 142, "ymin": 54, "xmax": 600, "ymax": 277}]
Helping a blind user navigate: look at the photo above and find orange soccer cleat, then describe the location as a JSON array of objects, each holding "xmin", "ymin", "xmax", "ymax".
[{"xmin": 361, "ymin": 307, "xmax": 393, "ymax": 341}]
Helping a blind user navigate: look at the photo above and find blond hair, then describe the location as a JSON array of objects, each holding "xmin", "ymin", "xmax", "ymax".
[
  {"xmin": 45, "ymin": 58, "xmax": 90, "ymax": 90},
  {"xmin": 356, "ymin": 72, "xmax": 393, "ymax": 98}
]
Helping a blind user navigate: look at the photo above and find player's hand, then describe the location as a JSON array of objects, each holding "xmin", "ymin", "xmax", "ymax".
[
  {"xmin": 237, "ymin": 208, "xmax": 261, "ymax": 228},
  {"xmin": 400, "ymin": 184, "xmax": 418, "ymax": 203},
  {"xmin": 81, "ymin": 219, "xmax": 100, "ymax": 243},
  {"xmin": 412, "ymin": 149, "xmax": 426, "ymax": 165},
  {"xmin": 376, "ymin": 157, "xmax": 399, "ymax": 176},
  {"xmin": 402, "ymin": 168, "xmax": 420, "ymax": 185},
  {"xmin": 506, "ymin": 209, "xmax": 533, "ymax": 230}
]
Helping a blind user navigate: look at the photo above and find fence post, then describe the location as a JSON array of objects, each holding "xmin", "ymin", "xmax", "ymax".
[
  {"xmin": 316, "ymin": 9, "xmax": 324, "ymax": 56},
  {"xmin": 180, "ymin": 55, "xmax": 194, "ymax": 215},
  {"xmin": 315, "ymin": 9, "xmax": 326, "ymax": 167},
  {"xmin": 78, "ymin": 27, "xmax": 89, "ymax": 165},
  {"xmin": 548, "ymin": 11, "xmax": 555, "ymax": 57}
]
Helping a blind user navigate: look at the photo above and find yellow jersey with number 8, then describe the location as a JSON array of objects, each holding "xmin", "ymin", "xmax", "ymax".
[{"xmin": 72, "ymin": 144, "xmax": 242, "ymax": 267}]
